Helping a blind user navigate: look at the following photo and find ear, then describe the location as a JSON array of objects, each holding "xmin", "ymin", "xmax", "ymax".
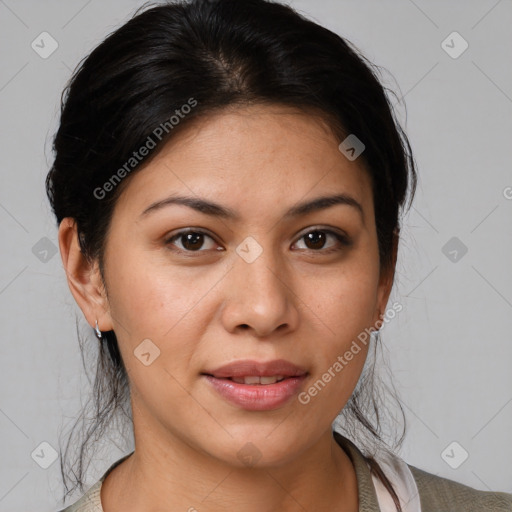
[
  {"xmin": 372, "ymin": 227, "xmax": 399, "ymax": 329},
  {"xmin": 58, "ymin": 217, "xmax": 113, "ymax": 333}
]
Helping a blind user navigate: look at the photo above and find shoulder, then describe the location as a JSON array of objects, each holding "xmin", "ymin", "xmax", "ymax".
[
  {"xmin": 408, "ymin": 463, "xmax": 512, "ymax": 511},
  {"xmin": 55, "ymin": 480, "xmax": 102, "ymax": 512},
  {"xmin": 55, "ymin": 451, "xmax": 133, "ymax": 512}
]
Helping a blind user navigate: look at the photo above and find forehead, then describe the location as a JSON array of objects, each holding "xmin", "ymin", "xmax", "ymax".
[{"xmin": 113, "ymin": 104, "xmax": 373, "ymax": 223}]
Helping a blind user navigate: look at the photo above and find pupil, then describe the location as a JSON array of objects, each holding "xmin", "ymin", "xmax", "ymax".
[
  {"xmin": 305, "ymin": 231, "xmax": 325, "ymax": 250},
  {"xmin": 183, "ymin": 232, "xmax": 203, "ymax": 250}
]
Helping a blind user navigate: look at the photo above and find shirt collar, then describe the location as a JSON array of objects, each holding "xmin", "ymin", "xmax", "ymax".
[{"xmin": 334, "ymin": 430, "xmax": 382, "ymax": 511}]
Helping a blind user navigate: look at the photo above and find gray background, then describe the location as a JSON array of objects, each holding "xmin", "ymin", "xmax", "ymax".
[{"xmin": 0, "ymin": 0, "xmax": 511, "ymax": 510}]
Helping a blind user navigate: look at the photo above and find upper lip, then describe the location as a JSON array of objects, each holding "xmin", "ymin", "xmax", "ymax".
[{"xmin": 203, "ymin": 359, "xmax": 308, "ymax": 378}]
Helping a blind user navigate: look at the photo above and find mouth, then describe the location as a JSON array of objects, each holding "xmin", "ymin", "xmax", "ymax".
[
  {"xmin": 200, "ymin": 360, "xmax": 309, "ymax": 411},
  {"xmin": 202, "ymin": 375, "xmax": 291, "ymax": 385}
]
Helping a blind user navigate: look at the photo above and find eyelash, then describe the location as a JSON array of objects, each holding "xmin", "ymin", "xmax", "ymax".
[{"xmin": 164, "ymin": 227, "xmax": 351, "ymax": 256}]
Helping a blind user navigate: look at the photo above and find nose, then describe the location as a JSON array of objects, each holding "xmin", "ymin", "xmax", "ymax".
[{"xmin": 219, "ymin": 242, "xmax": 300, "ymax": 338}]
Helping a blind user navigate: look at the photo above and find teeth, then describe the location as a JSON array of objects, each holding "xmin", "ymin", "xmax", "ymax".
[
  {"xmin": 231, "ymin": 375, "xmax": 286, "ymax": 385},
  {"xmin": 243, "ymin": 376, "xmax": 261, "ymax": 385},
  {"xmin": 259, "ymin": 375, "xmax": 285, "ymax": 384}
]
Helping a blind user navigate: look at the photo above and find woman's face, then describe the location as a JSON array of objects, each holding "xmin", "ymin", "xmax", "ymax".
[{"xmin": 67, "ymin": 104, "xmax": 394, "ymax": 468}]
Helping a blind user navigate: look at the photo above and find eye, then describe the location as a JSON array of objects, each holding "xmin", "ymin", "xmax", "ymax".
[
  {"xmin": 165, "ymin": 229, "xmax": 221, "ymax": 253},
  {"xmin": 292, "ymin": 228, "xmax": 351, "ymax": 253},
  {"xmin": 164, "ymin": 227, "xmax": 351, "ymax": 255}
]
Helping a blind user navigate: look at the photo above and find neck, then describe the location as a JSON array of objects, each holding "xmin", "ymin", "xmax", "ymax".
[{"xmin": 101, "ymin": 416, "xmax": 358, "ymax": 512}]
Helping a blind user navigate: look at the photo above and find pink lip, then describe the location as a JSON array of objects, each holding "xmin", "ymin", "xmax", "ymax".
[
  {"xmin": 203, "ymin": 374, "xmax": 308, "ymax": 411},
  {"xmin": 201, "ymin": 359, "xmax": 308, "ymax": 411},
  {"xmin": 203, "ymin": 358, "xmax": 308, "ymax": 378}
]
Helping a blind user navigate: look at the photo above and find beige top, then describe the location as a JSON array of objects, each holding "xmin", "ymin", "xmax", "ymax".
[{"xmin": 58, "ymin": 431, "xmax": 512, "ymax": 512}]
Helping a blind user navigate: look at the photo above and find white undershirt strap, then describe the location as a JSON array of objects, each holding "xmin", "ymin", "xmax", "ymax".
[{"xmin": 370, "ymin": 449, "xmax": 422, "ymax": 512}]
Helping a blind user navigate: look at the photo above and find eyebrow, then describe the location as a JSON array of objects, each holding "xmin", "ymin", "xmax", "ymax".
[{"xmin": 139, "ymin": 193, "xmax": 364, "ymax": 223}]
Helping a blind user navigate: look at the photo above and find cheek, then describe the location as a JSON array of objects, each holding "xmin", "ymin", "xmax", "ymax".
[
  {"xmin": 298, "ymin": 282, "xmax": 373, "ymax": 419},
  {"xmin": 297, "ymin": 257, "xmax": 378, "ymax": 407},
  {"xmin": 303, "ymin": 259, "xmax": 379, "ymax": 344},
  {"xmin": 107, "ymin": 250, "xmax": 206, "ymax": 337},
  {"xmin": 105, "ymin": 251, "xmax": 224, "ymax": 386}
]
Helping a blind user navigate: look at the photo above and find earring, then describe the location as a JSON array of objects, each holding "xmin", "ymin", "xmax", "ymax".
[{"xmin": 94, "ymin": 319, "xmax": 102, "ymax": 339}]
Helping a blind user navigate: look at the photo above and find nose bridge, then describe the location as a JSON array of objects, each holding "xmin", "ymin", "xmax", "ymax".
[
  {"xmin": 221, "ymin": 235, "xmax": 297, "ymax": 336},
  {"xmin": 236, "ymin": 236, "xmax": 287, "ymax": 303}
]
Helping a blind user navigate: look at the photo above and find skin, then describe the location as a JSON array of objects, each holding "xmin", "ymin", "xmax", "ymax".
[{"xmin": 58, "ymin": 104, "xmax": 397, "ymax": 512}]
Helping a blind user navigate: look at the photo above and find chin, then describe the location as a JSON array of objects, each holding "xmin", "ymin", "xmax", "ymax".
[{"xmin": 207, "ymin": 428, "xmax": 307, "ymax": 469}]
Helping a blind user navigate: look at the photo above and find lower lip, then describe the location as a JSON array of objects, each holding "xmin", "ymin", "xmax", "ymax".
[{"xmin": 203, "ymin": 375, "xmax": 307, "ymax": 411}]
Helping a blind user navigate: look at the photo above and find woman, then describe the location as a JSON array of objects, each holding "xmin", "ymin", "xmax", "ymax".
[{"xmin": 46, "ymin": 0, "xmax": 512, "ymax": 511}]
